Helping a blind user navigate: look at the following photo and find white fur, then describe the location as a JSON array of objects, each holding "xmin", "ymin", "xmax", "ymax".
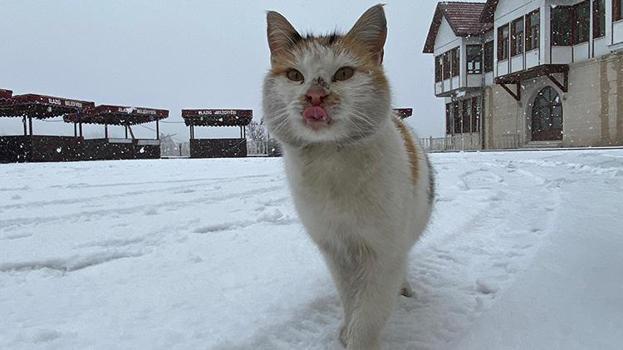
[
  {"xmin": 280, "ymin": 119, "xmax": 433, "ymax": 350},
  {"xmin": 263, "ymin": 6, "xmax": 433, "ymax": 348}
]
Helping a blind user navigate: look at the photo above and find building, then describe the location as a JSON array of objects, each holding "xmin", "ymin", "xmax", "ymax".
[{"xmin": 424, "ymin": 0, "xmax": 623, "ymax": 149}]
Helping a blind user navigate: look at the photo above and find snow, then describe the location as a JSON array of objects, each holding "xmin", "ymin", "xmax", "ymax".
[{"xmin": 1, "ymin": 150, "xmax": 622, "ymax": 349}]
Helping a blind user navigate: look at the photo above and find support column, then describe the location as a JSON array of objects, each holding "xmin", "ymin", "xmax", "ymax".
[
  {"xmin": 125, "ymin": 125, "xmax": 128, "ymax": 139},
  {"xmin": 23, "ymin": 116, "xmax": 27, "ymax": 136},
  {"xmin": 105, "ymin": 124, "xmax": 109, "ymax": 139},
  {"xmin": 28, "ymin": 117, "xmax": 33, "ymax": 136},
  {"xmin": 79, "ymin": 122, "xmax": 83, "ymax": 137},
  {"xmin": 156, "ymin": 119, "xmax": 160, "ymax": 139},
  {"xmin": 74, "ymin": 123, "xmax": 77, "ymax": 137}
]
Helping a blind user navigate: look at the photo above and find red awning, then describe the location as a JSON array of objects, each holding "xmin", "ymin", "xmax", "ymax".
[
  {"xmin": 182, "ymin": 109, "xmax": 253, "ymax": 127},
  {"xmin": 393, "ymin": 108, "xmax": 413, "ymax": 119},
  {"xmin": 0, "ymin": 89, "xmax": 12, "ymax": 101},
  {"xmin": 0, "ymin": 93, "xmax": 94, "ymax": 119},
  {"xmin": 65, "ymin": 104, "xmax": 169, "ymax": 125}
]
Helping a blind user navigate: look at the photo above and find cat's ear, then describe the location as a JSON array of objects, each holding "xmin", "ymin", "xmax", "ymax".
[
  {"xmin": 345, "ymin": 4, "xmax": 387, "ymax": 65},
  {"xmin": 266, "ymin": 11, "xmax": 302, "ymax": 58}
]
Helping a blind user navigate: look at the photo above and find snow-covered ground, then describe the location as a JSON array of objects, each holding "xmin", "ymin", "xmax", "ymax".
[{"xmin": 1, "ymin": 150, "xmax": 622, "ymax": 350}]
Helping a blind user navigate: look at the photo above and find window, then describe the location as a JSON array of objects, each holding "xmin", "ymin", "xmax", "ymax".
[
  {"xmin": 466, "ymin": 45, "xmax": 482, "ymax": 74},
  {"xmin": 526, "ymin": 10, "xmax": 540, "ymax": 51},
  {"xmin": 614, "ymin": 0, "xmax": 623, "ymax": 21},
  {"xmin": 435, "ymin": 55, "xmax": 442, "ymax": 82},
  {"xmin": 484, "ymin": 41, "xmax": 494, "ymax": 73},
  {"xmin": 462, "ymin": 99, "xmax": 472, "ymax": 133},
  {"xmin": 453, "ymin": 102, "xmax": 461, "ymax": 134},
  {"xmin": 552, "ymin": 5, "xmax": 572, "ymax": 46},
  {"xmin": 451, "ymin": 47, "xmax": 460, "ymax": 77},
  {"xmin": 471, "ymin": 97, "xmax": 480, "ymax": 133},
  {"xmin": 593, "ymin": 0, "xmax": 605, "ymax": 38},
  {"xmin": 575, "ymin": 1, "xmax": 590, "ymax": 44},
  {"xmin": 445, "ymin": 103, "xmax": 453, "ymax": 134},
  {"xmin": 552, "ymin": 2, "xmax": 591, "ymax": 46},
  {"xmin": 498, "ymin": 25, "xmax": 510, "ymax": 60},
  {"xmin": 511, "ymin": 17, "xmax": 524, "ymax": 56},
  {"xmin": 442, "ymin": 52, "xmax": 450, "ymax": 80}
]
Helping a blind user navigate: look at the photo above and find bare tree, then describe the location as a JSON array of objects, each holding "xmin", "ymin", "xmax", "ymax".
[{"xmin": 246, "ymin": 120, "xmax": 267, "ymax": 142}]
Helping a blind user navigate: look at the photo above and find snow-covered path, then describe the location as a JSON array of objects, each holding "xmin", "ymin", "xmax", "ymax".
[{"xmin": 1, "ymin": 150, "xmax": 622, "ymax": 349}]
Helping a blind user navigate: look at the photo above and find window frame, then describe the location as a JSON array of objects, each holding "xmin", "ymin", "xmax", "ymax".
[
  {"xmin": 451, "ymin": 47, "xmax": 460, "ymax": 78},
  {"xmin": 511, "ymin": 17, "xmax": 524, "ymax": 57},
  {"xmin": 614, "ymin": 0, "xmax": 622, "ymax": 22},
  {"xmin": 466, "ymin": 45, "xmax": 483, "ymax": 74},
  {"xmin": 471, "ymin": 96, "xmax": 480, "ymax": 133},
  {"xmin": 593, "ymin": 0, "xmax": 606, "ymax": 38},
  {"xmin": 445, "ymin": 103, "xmax": 453, "ymax": 135},
  {"xmin": 574, "ymin": 1, "xmax": 590, "ymax": 44},
  {"xmin": 484, "ymin": 41, "xmax": 494, "ymax": 73},
  {"xmin": 525, "ymin": 9, "xmax": 540, "ymax": 51},
  {"xmin": 435, "ymin": 55, "xmax": 443, "ymax": 82},
  {"xmin": 551, "ymin": 5, "xmax": 573, "ymax": 46},
  {"xmin": 498, "ymin": 24, "xmax": 510, "ymax": 61},
  {"xmin": 453, "ymin": 102, "xmax": 461, "ymax": 134},
  {"xmin": 442, "ymin": 52, "xmax": 451, "ymax": 80},
  {"xmin": 461, "ymin": 99, "xmax": 472, "ymax": 134}
]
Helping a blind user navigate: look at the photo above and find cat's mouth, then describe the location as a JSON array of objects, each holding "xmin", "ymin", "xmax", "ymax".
[{"xmin": 302, "ymin": 106, "xmax": 332, "ymax": 130}]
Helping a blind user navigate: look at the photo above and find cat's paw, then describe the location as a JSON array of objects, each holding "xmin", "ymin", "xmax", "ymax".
[
  {"xmin": 400, "ymin": 281, "xmax": 414, "ymax": 298},
  {"xmin": 339, "ymin": 323, "xmax": 348, "ymax": 348}
]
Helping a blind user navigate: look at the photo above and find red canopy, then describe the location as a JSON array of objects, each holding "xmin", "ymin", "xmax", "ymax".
[
  {"xmin": 0, "ymin": 93, "xmax": 95, "ymax": 119},
  {"xmin": 0, "ymin": 89, "xmax": 12, "ymax": 100},
  {"xmin": 65, "ymin": 104, "xmax": 169, "ymax": 125},
  {"xmin": 182, "ymin": 109, "xmax": 252, "ymax": 127},
  {"xmin": 393, "ymin": 108, "xmax": 413, "ymax": 119}
]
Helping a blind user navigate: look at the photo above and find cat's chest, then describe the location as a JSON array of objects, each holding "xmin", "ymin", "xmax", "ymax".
[{"xmin": 286, "ymin": 152, "xmax": 385, "ymax": 213}]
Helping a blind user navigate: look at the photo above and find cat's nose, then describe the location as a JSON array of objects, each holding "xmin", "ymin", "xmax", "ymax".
[{"xmin": 305, "ymin": 86, "xmax": 328, "ymax": 106}]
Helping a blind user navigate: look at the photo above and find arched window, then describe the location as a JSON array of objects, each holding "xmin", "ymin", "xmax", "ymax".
[{"xmin": 531, "ymin": 86, "xmax": 563, "ymax": 141}]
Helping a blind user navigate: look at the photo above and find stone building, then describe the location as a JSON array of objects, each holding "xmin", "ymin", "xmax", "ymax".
[{"xmin": 424, "ymin": 0, "xmax": 623, "ymax": 149}]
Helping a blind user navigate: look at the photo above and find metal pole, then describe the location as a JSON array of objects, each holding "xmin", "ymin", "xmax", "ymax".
[
  {"xmin": 105, "ymin": 124, "xmax": 109, "ymax": 139},
  {"xmin": 23, "ymin": 116, "xmax": 27, "ymax": 136},
  {"xmin": 125, "ymin": 125, "xmax": 128, "ymax": 139},
  {"xmin": 79, "ymin": 122, "xmax": 83, "ymax": 137},
  {"xmin": 74, "ymin": 123, "xmax": 77, "ymax": 137},
  {"xmin": 156, "ymin": 120, "xmax": 160, "ymax": 140},
  {"xmin": 28, "ymin": 117, "xmax": 33, "ymax": 136}
]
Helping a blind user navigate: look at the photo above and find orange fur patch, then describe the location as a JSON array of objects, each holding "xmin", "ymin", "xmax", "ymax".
[{"xmin": 393, "ymin": 118, "xmax": 419, "ymax": 185}]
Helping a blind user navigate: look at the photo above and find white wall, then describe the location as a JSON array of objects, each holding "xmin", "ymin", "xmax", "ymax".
[{"xmin": 434, "ymin": 17, "xmax": 461, "ymax": 53}]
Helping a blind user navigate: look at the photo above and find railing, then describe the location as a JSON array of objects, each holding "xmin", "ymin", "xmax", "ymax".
[
  {"xmin": 419, "ymin": 133, "xmax": 482, "ymax": 152},
  {"xmin": 247, "ymin": 140, "xmax": 282, "ymax": 157},
  {"xmin": 418, "ymin": 133, "xmax": 521, "ymax": 152}
]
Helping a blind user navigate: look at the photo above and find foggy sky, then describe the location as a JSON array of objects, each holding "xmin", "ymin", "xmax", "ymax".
[{"xmin": 0, "ymin": 0, "xmax": 444, "ymax": 142}]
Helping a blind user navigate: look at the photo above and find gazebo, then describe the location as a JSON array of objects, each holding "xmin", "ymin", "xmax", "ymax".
[
  {"xmin": 64, "ymin": 104, "xmax": 169, "ymax": 160},
  {"xmin": 0, "ymin": 92, "xmax": 95, "ymax": 163},
  {"xmin": 181, "ymin": 109, "xmax": 252, "ymax": 158}
]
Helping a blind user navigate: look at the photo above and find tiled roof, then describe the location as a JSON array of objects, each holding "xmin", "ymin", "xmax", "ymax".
[{"xmin": 423, "ymin": 2, "xmax": 493, "ymax": 53}]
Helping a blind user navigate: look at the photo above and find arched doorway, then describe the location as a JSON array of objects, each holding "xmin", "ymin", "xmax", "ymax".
[{"xmin": 531, "ymin": 86, "xmax": 563, "ymax": 141}]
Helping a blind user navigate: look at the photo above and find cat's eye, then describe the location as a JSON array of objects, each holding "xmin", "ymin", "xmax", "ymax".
[
  {"xmin": 286, "ymin": 69, "xmax": 304, "ymax": 82},
  {"xmin": 333, "ymin": 67, "xmax": 355, "ymax": 82}
]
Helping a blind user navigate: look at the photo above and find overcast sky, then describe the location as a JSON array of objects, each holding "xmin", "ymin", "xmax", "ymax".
[{"xmin": 0, "ymin": 0, "xmax": 444, "ymax": 142}]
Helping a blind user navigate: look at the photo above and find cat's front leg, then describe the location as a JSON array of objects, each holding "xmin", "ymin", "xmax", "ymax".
[
  {"xmin": 321, "ymin": 249, "xmax": 357, "ymax": 347},
  {"xmin": 345, "ymin": 254, "xmax": 406, "ymax": 350}
]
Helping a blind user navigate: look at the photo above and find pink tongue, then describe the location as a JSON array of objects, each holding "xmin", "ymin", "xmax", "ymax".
[{"xmin": 303, "ymin": 106, "xmax": 328, "ymax": 122}]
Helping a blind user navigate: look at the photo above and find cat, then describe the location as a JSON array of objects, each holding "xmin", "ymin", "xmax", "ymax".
[{"xmin": 262, "ymin": 4, "xmax": 434, "ymax": 349}]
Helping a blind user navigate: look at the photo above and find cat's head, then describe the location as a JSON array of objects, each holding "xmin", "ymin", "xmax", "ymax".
[{"xmin": 262, "ymin": 4, "xmax": 391, "ymax": 147}]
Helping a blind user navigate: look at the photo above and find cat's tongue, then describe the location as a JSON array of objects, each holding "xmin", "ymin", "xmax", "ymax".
[{"xmin": 303, "ymin": 106, "xmax": 328, "ymax": 122}]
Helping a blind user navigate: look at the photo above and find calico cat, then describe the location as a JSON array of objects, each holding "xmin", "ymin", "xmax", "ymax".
[{"xmin": 262, "ymin": 4, "xmax": 434, "ymax": 349}]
